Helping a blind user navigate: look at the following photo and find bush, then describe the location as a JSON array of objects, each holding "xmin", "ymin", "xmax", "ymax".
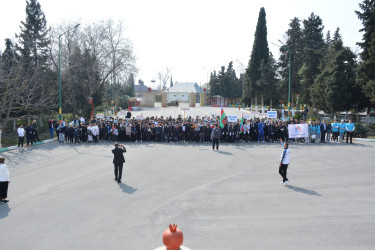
[
  {"xmin": 353, "ymin": 123, "xmax": 368, "ymax": 138},
  {"xmin": 293, "ymin": 112, "xmax": 302, "ymax": 120}
]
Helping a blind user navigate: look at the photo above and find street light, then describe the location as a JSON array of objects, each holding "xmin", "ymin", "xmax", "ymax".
[
  {"xmin": 203, "ymin": 67, "xmax": 214, "ymax": 85},
  {"xmin": 58, "ymin": 23, "xmax": 80, "ymax": 122}
]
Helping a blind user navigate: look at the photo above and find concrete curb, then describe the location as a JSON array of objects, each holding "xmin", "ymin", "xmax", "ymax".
[
  {"xmin": 355, "ymin": 138, "xmax": 375, "ymax": 142},
  {"xmin": 0, "ymin": 138, "xmax": 56, "ymax": 152}
]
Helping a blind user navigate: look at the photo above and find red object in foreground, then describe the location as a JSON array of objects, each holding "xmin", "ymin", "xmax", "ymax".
[{"xmin": 163, "ymin": 224, "xmax": 183, "ymax": 250}]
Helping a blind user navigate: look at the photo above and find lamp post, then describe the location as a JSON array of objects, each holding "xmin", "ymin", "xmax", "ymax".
[{"xmin": 58, "ymin": 23, "xmax": 80, "ymax": 122}]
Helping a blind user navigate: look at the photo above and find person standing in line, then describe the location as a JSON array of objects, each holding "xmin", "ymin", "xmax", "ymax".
[
  {"xmin": 17, "ymin": 125, "xmax": 25, "ymax": 149},
  {"xmin": 320, "ymin": 120, "xmax": 327, "ymax": 143},
  {"xmin": 279, "ymin": 142, "xmax": 290, "ymax": 185},
  {"xmin": 48, "ymin": 119, "xmax": 54, "ymax": 139},
  {"xmin": 332, "ymin": 120, "xmax": 339, "ymax": 142},
  {"xmin": 326, "ymin": 121, "xmax": 332, "ymax": 142},
  {"xmin": 258, "ymin": 119, "xmax": 265, "ymax": 142},
  {"xmin": 338, "ymin": 120, "xmax": 346, "ymax": 143},
  {"xmin": 31, "ymin": 119, "xmax": 41, "ymax": 142},
  {"xmin": 0, "ymin": 157, "xmax": 10, "ymax": 204},
  {"xmin": 211, "ymin": 123, "xmax": 221, "ymax": 151},
  {"xmin": 346, "ymin": 120, "xmax": 355, "ymax": 144},
  {"xmin": 112, "ymin": 142, "xmax": 126, "ymax": 183},
  {"xmin": 25, "ymin": 123, "xmax": 34, "ymax": 147}
]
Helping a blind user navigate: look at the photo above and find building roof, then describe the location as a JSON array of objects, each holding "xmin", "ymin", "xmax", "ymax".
[
  {"xmin": 134, "ymin": 84, "xmax": 149, "ymax": 92},
  {"xmin": 169, "ymin": 82, "xmax": 202, "ymax": 93}
]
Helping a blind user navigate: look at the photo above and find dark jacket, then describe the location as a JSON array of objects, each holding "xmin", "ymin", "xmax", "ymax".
[{"xmin": 112, "ymin": 146, "xmax": 126, "ymax": 165}]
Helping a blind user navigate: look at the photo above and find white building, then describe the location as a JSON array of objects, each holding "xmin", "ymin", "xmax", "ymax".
[{"xmin": 167, "ymin": 82, "xmax": 203, "ymax": 103}]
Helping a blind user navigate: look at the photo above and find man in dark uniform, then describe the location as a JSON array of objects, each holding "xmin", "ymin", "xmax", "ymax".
[{"xmin": 112, "ymin": 142, "xmax": 126, "ymax": 183}]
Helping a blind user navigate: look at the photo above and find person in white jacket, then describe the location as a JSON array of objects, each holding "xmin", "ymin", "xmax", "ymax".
[
  {"xmin": 17, "ymin": 125, "xmax": 25, "ymax": 149},
  {"xmin": 279, "ymin": 142, "xmax": 290, "ymax": 185},
  {"xmin": 0, "ymin": 157, "xmax": 10, "ymax": 203}
]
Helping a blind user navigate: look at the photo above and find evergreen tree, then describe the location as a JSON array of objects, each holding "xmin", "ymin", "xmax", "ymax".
[
  {"xmin": 257, "ymin": 53, "xmax": 279, "ymax": 109},
  {"xmin": 311, "ymin": 29, "xmax": 357, "ymax": 113},
  {"xmin": 243, "ymin": 7, "xmax": 270, "ymax": 106},
  {"xmin": 218, "ymin": 66, "xmax": 228, "ymax": 97},
  {"xmin": 299, "ymin": 13, "xmax": 325, "ymax": 105},
  {"xmin": 278, "ymin": 17, "xmax": 304, "ymax": 107},
  {"xmin": 127, "ymin": 73, "xmax": 135, "ymax": 97},
  {"xmin": 2, "ymin": 39, "xmax": 18, "ymax": 72},
  {"xmin": 170, "ymin": 76, "xmax": 173, "ymax": 88},
  {"xmin": 16, "ymin": 0, "xmax": 50, "ymax": 67},
  {"xmin": 356, "ymin": 0, "xmax": 375, "ymax": 106},
  {"xmin": 209, "ymin": 71, "xmax": 219, "ymax": 96}
]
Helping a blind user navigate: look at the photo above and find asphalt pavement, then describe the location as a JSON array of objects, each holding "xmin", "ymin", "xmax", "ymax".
[{"xmin": 0, "ymin": 140, "xmax": 374, "ymax": 250}]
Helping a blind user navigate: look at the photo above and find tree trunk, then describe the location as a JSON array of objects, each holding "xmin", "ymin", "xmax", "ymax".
[
  {"xmin": 261, "ymin": 94, "xmax": 264, "ymax": 113},
  {"xmin": 270, "ymin": 98, "xmax": 273, "ymax": 110},
  {"xmin": 13, "ymin": 120, "xmax": 16, "ymax": 132},
  {"xmin": 255, "ymin": 94, "xmax": 258, "ymax": 112},
  {"xmin": 0, "ymin": 129, "xmax": 2, "ymax": 148},
  {"xmin": 366, "ymin": 107, "xmax": 370, "ymax": 125}
]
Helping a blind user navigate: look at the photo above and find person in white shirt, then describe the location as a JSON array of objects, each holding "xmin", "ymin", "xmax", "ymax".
[
  {"xmin": 279, "ymin": 142, "xmax": 290, "ymax": 185},
  {"xmin": 0, "ymin": 157, "xmax": 10, "ymax": 203},
  {"xmin": 17, "ymin": 125, "xmax": 25, "ymax": 149}
]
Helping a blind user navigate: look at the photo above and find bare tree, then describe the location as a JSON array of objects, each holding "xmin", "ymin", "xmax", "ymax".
[
  {"xmin": 158, "ymin": 67, "xmax": 171, "ymax": 90},
  {"xmin": 49, "ymin": 19, "xmax": 137, "ymax": 114}
]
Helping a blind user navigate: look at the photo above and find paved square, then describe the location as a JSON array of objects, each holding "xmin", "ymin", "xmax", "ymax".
[{"xmin": 1, "ymin": 141, "xmax": 374, "ymax": 249}]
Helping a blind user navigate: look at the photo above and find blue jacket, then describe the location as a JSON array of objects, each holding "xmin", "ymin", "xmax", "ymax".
[{"xmin": 258, "ymin": 122, "xmax": 264, "ymax": 132}]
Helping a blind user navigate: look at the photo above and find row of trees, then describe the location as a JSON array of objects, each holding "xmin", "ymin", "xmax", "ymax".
[
  {"xmin": 209, "ymin": 1, "xmax": 375, "ymax": 117},
  {"xmin": 0, "ymin": 0, "xmax": 137, "ymax": 131},
  {"xmin": 208, "ymin": 62, "xmax": 242, "ymax": 99}
]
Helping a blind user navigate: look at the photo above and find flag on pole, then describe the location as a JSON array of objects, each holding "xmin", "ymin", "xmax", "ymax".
[
  {"xmin": 239, "ymin": 113, "xmax": 244, "ymax": 133},
  {"xmin": 220, "ymin": 106, "xmax": 226, "ymax": 128}
]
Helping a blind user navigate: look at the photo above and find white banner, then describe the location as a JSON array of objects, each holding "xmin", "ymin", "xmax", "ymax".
[
  {"xmin": 228, "ymin": 115, "xmax": 238, "ymax": 123},
  {"xmin": 288, "ymin": 124, "xmax": 309, "ymax": 138}
]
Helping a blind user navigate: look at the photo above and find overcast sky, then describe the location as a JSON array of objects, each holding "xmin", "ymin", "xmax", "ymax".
[{"xmin": 0, "ymin": 0, "xmax": 364, "ymax": 89}]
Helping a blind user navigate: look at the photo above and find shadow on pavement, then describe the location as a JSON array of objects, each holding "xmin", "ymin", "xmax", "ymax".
[
  {"xmin": 118, "ymin": 183, "xmax": 137, "ymax": 194},
  {"xmin": 216, "ymin": 150, "xmax": 232, "ymax": 155},
  {"xmin": 286, "ymin": 185, "xmax": 322, "ymax": 196},
  {"xmin": 0, "ymin": 203, "xmax": 11, "ymax": 219}
]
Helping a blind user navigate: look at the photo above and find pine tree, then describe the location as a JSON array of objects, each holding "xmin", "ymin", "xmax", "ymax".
[
  {"xmin": 209, "ymin": 71, "xmax": 219, "ymax": 96},
  {"xmin": 2, "ymin": 39, "xmax": 18, "ymax": 72},
  {"xmin": 16, "ymin": 0, "xmax": 50, "ymax": 67},
  {"xmin": 356, "ymin": 0, "xmax": 375, "ymax": 107},
  {"xmin": 278, "ymin": 17, "xmax": 304, "ymax": 107},
  {"xmin": 243, "ymin": 7, "xmax": 270, "ymax": 106},
  {"xmin": 311, "ymin": 29, "xmax": 357, "ymax": 114},
  {"xmin": 128, "ymin": 73, "xmax": 135, "ymax": 97},
  {"xmin": 299, "ymin": 13, "xmax": 325, "ymax": 105}
]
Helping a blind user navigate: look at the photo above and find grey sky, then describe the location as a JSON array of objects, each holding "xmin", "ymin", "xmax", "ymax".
[{"xmin": 0, "ymin": 0, "xmax": 363, "ymax": 88}]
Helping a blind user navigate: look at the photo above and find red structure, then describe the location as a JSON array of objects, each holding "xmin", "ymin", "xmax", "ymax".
[
  {"xmin": 162, "ymin": 224, "xmax": 183, "ymax": 250},
  {"xmin": 127, "ymin": 98, "xmax": 141, "ymax": 111}
]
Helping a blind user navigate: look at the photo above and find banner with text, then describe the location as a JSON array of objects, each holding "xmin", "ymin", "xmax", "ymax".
[
  {"xmin": 228, "ymin": 115, "xmax": 238, "ymax": 123},
  {"xmin": 288, "ymin": 124, "xmax": 309, "ymax": 138}
]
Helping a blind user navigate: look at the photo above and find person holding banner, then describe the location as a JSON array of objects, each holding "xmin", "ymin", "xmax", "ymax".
[{"xmin": 279, "ymin": 142, "xmax": 290, "ymax": 185}]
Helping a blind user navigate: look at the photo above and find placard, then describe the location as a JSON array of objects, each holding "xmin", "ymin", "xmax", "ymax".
[
  {"xmin": 228, "ymin": 115, "xmax": 238, "ymax": 123},
  {"xmin": 267, "ymin": 111, "xmax": 277, "ymax": 119}
]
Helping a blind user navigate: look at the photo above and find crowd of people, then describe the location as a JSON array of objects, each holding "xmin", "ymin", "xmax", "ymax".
[{"xmin": 18, "ymin": 114, "xmax": 355, "ymax": 147}]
